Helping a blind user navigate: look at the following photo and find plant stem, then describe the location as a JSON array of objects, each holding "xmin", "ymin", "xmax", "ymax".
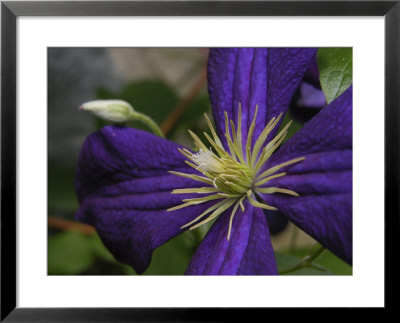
[
  {"xmin": 48, "ymin": 216, "xmax": 95, "ymax": 236},
  {"xmin": 278, "ymin": 244, "xmax": 326, "ymax": 275},
  {"xmin": 129, "ymin": 111, "xmax": 165, "ymax": 137}
]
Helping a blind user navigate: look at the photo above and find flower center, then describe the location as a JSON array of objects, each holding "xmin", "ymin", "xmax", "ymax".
[
  {"xmin": 192, "ymin": 147, "xmax": 254, "ymax": 195},
  {"xmin": 168, "ymin": 104, "xmax": 304, "ymax": 240}
]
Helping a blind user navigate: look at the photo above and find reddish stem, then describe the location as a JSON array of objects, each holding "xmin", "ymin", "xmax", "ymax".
[
  {"xmin": 48, "ymin": 216, "xmax": 95, "ymax": 236},
  {"xmin": 160, "ymin": 67, "xmax": 207, "ymax": 135}
]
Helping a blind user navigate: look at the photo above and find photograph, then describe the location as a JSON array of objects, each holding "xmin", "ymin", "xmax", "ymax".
[
  {"xmin": 2, "ymin": 0, "xmax": 395, "ymax": 318},
  {"xmin": 48, "ymin": 47, "xmax": 353, "ymax": 276}
]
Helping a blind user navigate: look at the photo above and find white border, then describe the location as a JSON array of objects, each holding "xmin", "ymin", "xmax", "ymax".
[{"xmin": 17, "ymin": 17, "xmax": 384, "ymax": 307}]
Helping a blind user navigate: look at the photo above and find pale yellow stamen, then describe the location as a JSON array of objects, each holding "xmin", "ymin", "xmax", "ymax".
[
  {"xmin": 168, "ymin": 105, "xmax": 305, "ymax": 241},
  {"xmin": 227, "ymin": 195, "xmax": 246, "ymax": 241}
]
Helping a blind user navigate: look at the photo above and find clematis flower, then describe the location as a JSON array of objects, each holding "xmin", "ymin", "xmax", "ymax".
[{"xmin": 75, "ymin": 48, "xmax": 352, "ymax": 275}]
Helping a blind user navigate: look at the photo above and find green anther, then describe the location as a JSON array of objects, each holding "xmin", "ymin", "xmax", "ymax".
[
  {"xmin": 255, "ymin": 187, "xmax": 299, "ymax": 196},
  {"xmin": 225, "ymin": 130, "xmax": 238, "ymax": 161},
  {"xmin": 177, "ymin": 148, "xmax": 193, "ymax": 159},
  {"xmin": 203, "ymin": 132, "xmax": 225, "ymax": 157},
  {"xmin": 251, "ymin": 114, "xmax": 281, "ymax": 166},
  {"xmin": 204, "ymin": 113, "xmax": 224, "ymax": 149},
  {"xmin": 247, "ymin": 194, "xmax": 278, "ymax": 211},
  {"xmin": 182, "ymin": 193, "xmax": 228, "ymax": 202},
  {"xmin": 168, "ymin": 171, "xmax": 213, "ymax": 185},
  {"xmin": 227, "ymin": 195, "xmax": 246, "ymax": 241},
  {"xmin": 172, "ymin": 187, "xmax": 218, "ymax": 194},
  {"xmin": 236, "ymin": 103, "xmax": 244, "ymax": 158},
  {"xmin": 189, "ymin": 198, "xmax": 236, "ymax": 230},
  {"xmin": 246, "ymin": 105, "xmax": 258, "ymax": 165},
  {"xmin": 254, "ymin": 172, "xmax": 286, "ymax": 187},
  {"xmin": 180, "ymin": 199, "xmax": 231, "ymax": 229},
  {"xmin": 257, "ymin": 157, "xmax": 306, "ymax": 181},
  {"xmin": 254, "ymin": 134, "xmax": 286, "ymax": 172},
  {"xmin": 168, "ymin": 104, "xmax": 305, "ymax": 240},
  {"xmin": 223, "ymin": 180, "xmax": 248, "ymax": 194},
  {"xmin": 188, "ymin": 130, "xmax": 208, "ymax": 151}
]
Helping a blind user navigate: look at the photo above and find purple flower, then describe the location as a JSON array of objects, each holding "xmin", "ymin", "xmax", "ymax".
[{"xmin": 75, "ymin": 48, "xmax": 352, "ymax": 275}]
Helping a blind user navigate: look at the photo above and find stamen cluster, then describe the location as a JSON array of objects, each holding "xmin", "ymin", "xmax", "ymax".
[{"xmin": 168, "ymin": 105, "xmax": 304, "ymax": 240}]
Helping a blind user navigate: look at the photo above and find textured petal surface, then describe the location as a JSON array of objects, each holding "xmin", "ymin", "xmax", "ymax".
[
  {"xmin": 75, "ymin": 126, "xmax": 211, "ymax": 273},
  {"xmin": 303, "ymin": 53, "xmax": 321, "ymax": 88},
  {"xmin": 185, "ymin": 201, "xmax": 278, "ymax": 275},
  {"xmin": 207, "ymin": 48, "xmax": 317, "ymax": 148},
  {"xmin": 260, "ymin": 86, "xmax": 353, "ymax": 264}
]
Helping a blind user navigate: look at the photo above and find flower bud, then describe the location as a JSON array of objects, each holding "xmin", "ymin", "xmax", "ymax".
[{"xmin": 79, "ymin": 100, "xmax": 134, "ymax": 123}]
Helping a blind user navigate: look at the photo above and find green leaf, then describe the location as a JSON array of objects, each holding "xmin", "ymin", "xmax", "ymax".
[
  {"xmin": 48, "ymin": 229, "xmax": 123, "ymax": 275},
  {"xmin": 310, "ymin": 249, "xmax": 352, "ymax": 275},
  {"xmin": 143, "ymin": 232, "xmax": 195, "ymax": 275},
  {"xmin": 288, "ymin": 248, "xmax": 352, "ymax": 275},
  {"xmin": 275, "ymin": 252, "xmax": 334, "ymax": 275},
  {"xmin": 90, "ymin": 233, "xmax": 118, "ymax": 264},
  {"xmin": 48, "ymin": 231, "xmax": 96, "ymax": 275},
  {"xmin": 317, "ymin": 48, "xmax": 352, "ymax": 104},
  {"xmin": 116, "ymin": 232, "xmax": 196, "ymax": 275},
  {"xmin": 289, "ymin": 268, "xmax": 332, "ymax": 275},
  {"xmin": 48, "ymin": 224, "xmax": 196, "ymax": 275},
  {"xmin": 48, "ymin": 163, "xmax": 78, "ymax": 214},
  {"xmin": 275, "ymin": 252, "xmax": 303, "ymax": 271}
]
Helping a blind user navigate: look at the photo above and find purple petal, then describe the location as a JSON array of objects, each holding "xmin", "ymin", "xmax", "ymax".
[
  {"xmin": 185, "ymin": 201, "xmax": 278, "ymax": 275},
  {"xmin": 264, "ymin": 209, "xmax": 289, "ymax": 235},
  {"xmin": 207, "ymin": 48, "xmax": 317, "ymax": 147},
  {"xmin": 75, "ymin": 126, "xmax": 210, "ymax": 273},
  {"xmin": 303, "ymin": 53, "xmax": 321, "ymax": 88},
  {"xmin": 296, "ymin": 82, "xmax": 326, "ymax": 109},
  {"xmin": 260, "ymin": 86, "xmax": 353, "ymax": 264}
]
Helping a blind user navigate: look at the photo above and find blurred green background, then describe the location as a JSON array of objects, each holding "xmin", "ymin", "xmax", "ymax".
[{"xmin": 48, "ymin": 48, "xmax": 352, "ymax": 275}]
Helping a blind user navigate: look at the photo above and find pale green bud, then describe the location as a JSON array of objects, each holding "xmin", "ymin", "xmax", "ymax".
[
  {"xmin": 79, "ymin": 100, "xmax": 135, "ymax": 123},
  {"xmin": 79, "ymin": 99, "xmax": 165, "ymax": 137}
]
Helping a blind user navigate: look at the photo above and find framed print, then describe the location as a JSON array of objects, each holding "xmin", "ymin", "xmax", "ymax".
[{"xmin": 1, "ymin": 0, "xmax": 398, "ymax": 320}]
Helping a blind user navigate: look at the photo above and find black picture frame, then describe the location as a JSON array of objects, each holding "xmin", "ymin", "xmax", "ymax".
[{"xmin": 1, "ymin": 0, "xmax": 398, "ymax": 320}]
